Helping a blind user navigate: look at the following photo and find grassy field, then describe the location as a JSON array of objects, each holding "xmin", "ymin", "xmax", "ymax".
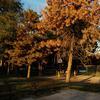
[{"xmin": 0, "ymin": 75, "xmax": 100, "ymax": 100}]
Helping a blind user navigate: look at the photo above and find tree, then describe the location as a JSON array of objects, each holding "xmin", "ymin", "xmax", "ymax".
[
  {"xmin": 42, "ymin": 0, "xmax": 100, "ymax": 82},
  {"xmin": 0, "ymin": 0, "xmax": 22, "ymax": 13},
  {"xmin": 4, "ymin": 0, "xmax": 100, "ymax": 80},
  {"xmin": 0, "ymin": 0, "xmax": 22, "ymax": 40},
  {"xmin": 5, "ymin": 9, "xmax": 61, "ymax": 78},
  {"xmin": 0, "ymin": 0, "xmax": 22, "ymax": 72},
  {"xmin": 0, "ymin": 0, "xmax": 22, "ymax": 52}
]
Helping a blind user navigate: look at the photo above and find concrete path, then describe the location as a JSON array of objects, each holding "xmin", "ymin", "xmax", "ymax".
[
  {"xmin": 70, "ymin": 75, "xmax": 100, "ymax": 84},
  {"xmin": 22, "ymin": 89, "xmax": 100, "ymax": 100}
]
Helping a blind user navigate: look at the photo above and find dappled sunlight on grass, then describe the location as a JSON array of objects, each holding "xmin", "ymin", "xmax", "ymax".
[{"xmin": 0, "ymin": 74, "xmax": 100, "ymax": 100}]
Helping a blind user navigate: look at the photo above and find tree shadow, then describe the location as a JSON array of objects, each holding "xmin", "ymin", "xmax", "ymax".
[
  {"xmin": 80, "ymin": 74, "xmax": 96, "ymax": 83},
  {"xmin": 0, "ymin": 76, "xmax": 100, "ymax": 100}
]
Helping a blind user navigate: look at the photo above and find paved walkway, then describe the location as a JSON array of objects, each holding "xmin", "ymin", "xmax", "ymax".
[
  {"xmin": 22, "ymin": 89, "xmax": 100, "ymax": 100},
  {"xmin": 70, "ymin": 75, "xmax": 100, "ymax": 84},
  {"xmin": 50, "ymin": 75, "xmax": 100, "ymax": 84},
  {"xmin": 18, "ymin": 75, "xmax": 100, "ymax": 100}
]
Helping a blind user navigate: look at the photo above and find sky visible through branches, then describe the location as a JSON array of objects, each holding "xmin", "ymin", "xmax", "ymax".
[
  {"xmin": 21, "ymin": 0, "xmax": 100, "ymax": 52},
  {"xmin": 21, "ymin": 0, "xmax": 46, "ymax": 13}
]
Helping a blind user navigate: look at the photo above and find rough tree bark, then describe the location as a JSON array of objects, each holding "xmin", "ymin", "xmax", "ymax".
[{"xmin": 66, "ymin": 36, "xmax": 74, "ymax": 82}]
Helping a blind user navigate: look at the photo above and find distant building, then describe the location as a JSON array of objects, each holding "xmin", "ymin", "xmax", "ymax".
[{"xmin": 94, "ymin": 40, "xmax": 100, "ymax": 56}]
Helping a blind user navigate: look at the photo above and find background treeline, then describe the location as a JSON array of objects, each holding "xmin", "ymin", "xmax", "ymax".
[{"xmin": 0, "ymin": 0, "xmax": 100, "ymax": 82}]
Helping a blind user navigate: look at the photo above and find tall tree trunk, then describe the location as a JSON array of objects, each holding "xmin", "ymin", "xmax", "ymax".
[
  {"xmin": 7, "ymin": 66, "xmax": 10, "ymax": 75},
  {"xmin": 27, "ymin": 65, "xmax": 31, "ymax": 79},
  {"xmin": 56, "ymin": 52, "xmax": 61, "ymax": 78},
  {"xmin": 38, "ymin": 62, "xmax": 42, "ymax": 76},
  {"xmin": 66, "ymin": 35, "xmax": 74, "ymax": 82},
  {"xmin": 66, "ymin": 50, "xmax": 72, "ymax": 82},
  {"xmin": 7, "ymin": 62, "xmax": 10, "ymax": 75},
  {"xmin": 0, "ymin": 60, "xmax": 2, "ymax": 66}
]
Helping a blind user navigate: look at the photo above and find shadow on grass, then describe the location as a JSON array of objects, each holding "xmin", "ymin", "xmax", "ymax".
[
  {"xmin": 80, "ymin": 75, "xmax": 96, "ymax": 82},
  {"xmin": 0, "ymin": 77, "xmax": 66, "ymax": 100},
  {"xmin": 0, "ymin": 76, "xmax": 100, "ymax": 100}
]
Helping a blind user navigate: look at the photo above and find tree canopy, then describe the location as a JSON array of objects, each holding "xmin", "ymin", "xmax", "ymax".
[
  {"xmin": 1, "ymin": 0, "xmax": 100, "ymax": 80},
  {"xmin": 0, "ymin": 0, "xmax": 22, "ymax": 41}
]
